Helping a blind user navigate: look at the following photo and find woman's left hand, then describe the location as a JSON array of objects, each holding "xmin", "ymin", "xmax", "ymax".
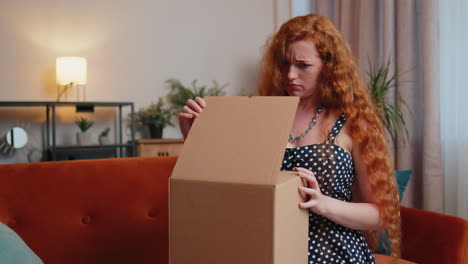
[{"xmin": 295, "ymin": 167, "xmax": 328, "ymax": 215}]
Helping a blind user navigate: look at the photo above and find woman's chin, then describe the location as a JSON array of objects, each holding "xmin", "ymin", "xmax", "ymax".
[{"xmin": 286, "ymin": 90, "xmax": 302, "ymax": 97}]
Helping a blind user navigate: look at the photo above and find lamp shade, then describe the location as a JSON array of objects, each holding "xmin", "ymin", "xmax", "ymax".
[{"xmin": 56, "ymin": 57, "xmax": 87, "ymax": 85}]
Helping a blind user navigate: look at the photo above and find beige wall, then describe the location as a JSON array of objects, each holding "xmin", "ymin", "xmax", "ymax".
[{"xmin": 0, "ymin": 0, "xmax": 290, "ymax": 162}]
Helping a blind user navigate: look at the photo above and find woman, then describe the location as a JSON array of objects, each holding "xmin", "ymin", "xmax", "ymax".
[{"xmin": 179, "ymin": 14, "xmax": 401, "ymax": 263}]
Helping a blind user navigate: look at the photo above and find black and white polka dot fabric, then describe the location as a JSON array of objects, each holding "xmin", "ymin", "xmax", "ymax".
[{"xmin": 281, "ymin": 114, "xmax": 375, "ymax": 264}]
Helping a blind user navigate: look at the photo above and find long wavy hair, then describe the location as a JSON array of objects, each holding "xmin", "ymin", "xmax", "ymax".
[{"xmin": 257, "ymin": 14, "xmax": 401, "ymax": 257}]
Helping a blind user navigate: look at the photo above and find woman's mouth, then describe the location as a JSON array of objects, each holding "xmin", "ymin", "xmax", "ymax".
[{"xmin": 287, "ymin": 83, "xmax": 302, "ymax": 90}]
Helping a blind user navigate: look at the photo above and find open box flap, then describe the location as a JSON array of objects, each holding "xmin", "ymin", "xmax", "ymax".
[{"xmin": 171, "ymin": 96, "xmax": 298, "ymax": 184}]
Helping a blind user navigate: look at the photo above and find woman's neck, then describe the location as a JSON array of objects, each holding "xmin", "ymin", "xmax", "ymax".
[{"xmin": 298, "ymin": 97, "xmax": 321, "ymax": 112}]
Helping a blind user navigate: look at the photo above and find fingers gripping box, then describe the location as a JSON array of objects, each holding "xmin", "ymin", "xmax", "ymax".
[{"xmin": 170, "ymin": 96, "xmax": 308, "ymax": 264}]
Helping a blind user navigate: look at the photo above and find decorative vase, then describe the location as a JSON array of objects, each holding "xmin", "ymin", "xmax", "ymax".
[
  {"xmin": 98, "ymin": 136, "xmax": 111, "ymax": 145},
  {"xmin": 148, "ymin": 124, "xmax": 163, "ymax": 139},
  {"xmin": 76, "ymin": 132, "xmax": 92, "ymax": 145}
]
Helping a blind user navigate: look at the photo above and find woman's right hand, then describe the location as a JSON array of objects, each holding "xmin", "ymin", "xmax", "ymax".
[{"xmin": 179, "ymin": 97, "xmax": 206, "ymax": 139}]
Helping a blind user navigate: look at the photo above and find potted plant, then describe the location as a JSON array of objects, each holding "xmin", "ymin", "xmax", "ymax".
[
  {"xmin": 166, "ymin": 78, "xmax": 227, "ymax": 111},
  {"xmin": 135, "ymin": 97, "xmax": 176, "ymax": 138},
  {"xmin": 367, "ymin": 58, "xmax": 409, "ymax": 145},
  {"xmin": 75, "ymin": 116, "xmax": 94, "ymax": 145},
  {"xmin": 98, "ymin": 127, "xmax": 111, "ymax": 145}
]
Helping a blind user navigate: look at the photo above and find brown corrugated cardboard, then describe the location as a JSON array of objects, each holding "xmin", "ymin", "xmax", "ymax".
[{"xmin": 170, "ymin": 96, "xmax": 308, "ymax": 264}]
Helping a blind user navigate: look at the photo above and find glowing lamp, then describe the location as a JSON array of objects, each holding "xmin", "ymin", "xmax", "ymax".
[
  {"xmin": 56, "ymin": 57, "xmax": 87, "ymax": 85},
  {"xmin": 55, "ymin": 57, "xmax": 87, "ymax": 102}
]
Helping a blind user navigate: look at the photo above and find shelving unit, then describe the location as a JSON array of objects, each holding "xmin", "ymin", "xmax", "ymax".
[{"xmin": 0, "ymin": 101, "xmax": 136, "ymax": 161}]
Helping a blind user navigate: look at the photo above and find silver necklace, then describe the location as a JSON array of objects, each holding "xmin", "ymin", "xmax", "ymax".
[{"xmin": 288, "ymin": 105, "xmax": 323, "ymax": 143}]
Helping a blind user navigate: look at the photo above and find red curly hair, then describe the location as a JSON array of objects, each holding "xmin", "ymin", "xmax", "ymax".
[{"xmin": 257, "ymin": 14, "xmax": 401, "ymax": 257}]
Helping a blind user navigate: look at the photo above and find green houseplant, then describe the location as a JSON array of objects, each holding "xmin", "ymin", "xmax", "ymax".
[
  {"xmin": 75, "ymin": 117, "xmax": 94, "ymax": 132},
  {"xmin": 98, "ymin": 127, "xmax": 111, "ymax": 145},
  {"xmin": 99, "ymin": 127, "xmax": 110, "ymax": 137},
  {"xmin": 166, "ymin": 78, "xmax": 227, "ymax": 111},
  {"xmin": 367, "ymin": 58, "xmax": 409, "ymax": 145},
  {"xmin": 75, "ymin": 117, "xmax": 94, "ymax": 145},
  {"xmin": 135, "ymin": 97, "xmax": 176, "ymax": 138}
]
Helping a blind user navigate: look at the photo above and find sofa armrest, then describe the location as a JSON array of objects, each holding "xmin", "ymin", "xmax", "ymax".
[{"xmin": 400, "ymin": 206, "xmax": 468, "ymax": 264}]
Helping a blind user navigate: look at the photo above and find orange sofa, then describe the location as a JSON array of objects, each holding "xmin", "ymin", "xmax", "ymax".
[{"xmin": 0, "ymin": 157, "xmax": 467, "ymax": 264}]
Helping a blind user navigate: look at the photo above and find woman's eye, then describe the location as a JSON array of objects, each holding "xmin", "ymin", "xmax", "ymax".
[{"xmin": 298, "ymin": 63, "xmax": 312, "ymax": 68}]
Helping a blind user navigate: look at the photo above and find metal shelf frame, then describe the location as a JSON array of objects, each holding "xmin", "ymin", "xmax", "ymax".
[{"xmin": 0, "ymin": 101, "xmax": 136, "ymax": 161}]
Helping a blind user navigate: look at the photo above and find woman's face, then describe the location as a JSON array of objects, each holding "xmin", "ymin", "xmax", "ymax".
[{"xmin": 281, "ymin": 39, "xmax": 323, "ymax": 99}]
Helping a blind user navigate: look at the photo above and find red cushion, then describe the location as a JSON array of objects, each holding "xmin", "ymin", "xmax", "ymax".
[
  {"xmin": 0, "ymin": 157, "xmax": 177, "ymax": 264},
  {"xmin": 401, "ymin": 206, "xmax": 468, "ymax": 264},
  {"xmin": 375, "ymin": 254, "xmax": 415, "ymax": 264}
]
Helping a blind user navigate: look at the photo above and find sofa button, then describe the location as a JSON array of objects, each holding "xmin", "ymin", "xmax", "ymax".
[
  {"xmin": 81, "ymin": 216, "xmax": 92, "ymax": 224},
  {"xmin": 148, "ymin": 209, "xmax": 159, "ymax": 218},
  {"xmin": 7, "ymin": 219, "xmax": 17, "ymax": 228}
]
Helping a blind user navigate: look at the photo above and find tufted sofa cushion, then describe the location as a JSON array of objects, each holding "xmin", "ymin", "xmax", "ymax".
[
  {"xmin": 400, "ymin": 206, "xmax": 468, "ymax": 263},
  {"xmin": 0, "ymin": 156, "xmax": 177, "ymax": 264}
]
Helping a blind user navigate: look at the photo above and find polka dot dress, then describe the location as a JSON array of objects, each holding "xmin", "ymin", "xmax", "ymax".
[{"xmin": 281, "ymin": 114, "xmax": 375, "ymax": 264}]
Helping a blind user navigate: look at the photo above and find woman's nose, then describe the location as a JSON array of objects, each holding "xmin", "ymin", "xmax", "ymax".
[{"xmin": 287, "ymin": 65, "xmax": 297, "ymax": 80}]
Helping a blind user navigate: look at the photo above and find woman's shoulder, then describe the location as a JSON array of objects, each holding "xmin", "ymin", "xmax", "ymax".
[
  {"xmin": 327, "ymin": 108, "xmax": 354, "ymax": 154},
  {"xmin": 323, "ymin": 108, "xmax": 343, "ymax": 124}
]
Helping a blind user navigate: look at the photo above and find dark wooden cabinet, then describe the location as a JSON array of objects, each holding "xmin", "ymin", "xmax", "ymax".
[{"xmin": 136, "ymin": 139, "xmax": 184, "ymax": 157}]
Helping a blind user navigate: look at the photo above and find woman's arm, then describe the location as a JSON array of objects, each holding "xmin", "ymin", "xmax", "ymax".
[{"xmin": 297, "ymin": 143, "xmax": 383, "ymax": 231}]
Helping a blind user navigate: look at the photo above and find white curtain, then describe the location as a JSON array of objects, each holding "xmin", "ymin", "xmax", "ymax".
[{"xmin": 440, "ymin": 0, "xmax": 468, "ymax": 219}]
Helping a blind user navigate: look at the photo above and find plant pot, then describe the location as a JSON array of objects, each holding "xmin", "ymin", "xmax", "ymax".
[
  {"xmin": 76, "ymin": 132, "xmax": 92, "ymax": 145},
  {"xmin": 98, "ymin": 136, "xmax": 111, "ymax": 145},
  {"xmin": 148, "ymin": 124, "xmax": 163, "ymax": 139}
]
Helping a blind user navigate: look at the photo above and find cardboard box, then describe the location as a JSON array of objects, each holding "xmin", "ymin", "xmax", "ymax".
[{"xmin": 170, "ymin": 96, "xmax": 308, "ymax": 264}]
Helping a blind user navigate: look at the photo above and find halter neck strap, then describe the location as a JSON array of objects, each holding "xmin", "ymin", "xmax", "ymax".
[{"xmin": 326, "ymin": 113, "xmax": 347, "ymax": 144}]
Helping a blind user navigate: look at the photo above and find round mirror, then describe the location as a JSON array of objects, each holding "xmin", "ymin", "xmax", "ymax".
[{"xmin": 6, "ymin": 127, "xmax": 28, "ymax": 149}]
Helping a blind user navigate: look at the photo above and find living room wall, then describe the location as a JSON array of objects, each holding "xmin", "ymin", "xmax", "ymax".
[{"xmin": 0, "ymin": 0, "xmax": 290, "ymax": 163}]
